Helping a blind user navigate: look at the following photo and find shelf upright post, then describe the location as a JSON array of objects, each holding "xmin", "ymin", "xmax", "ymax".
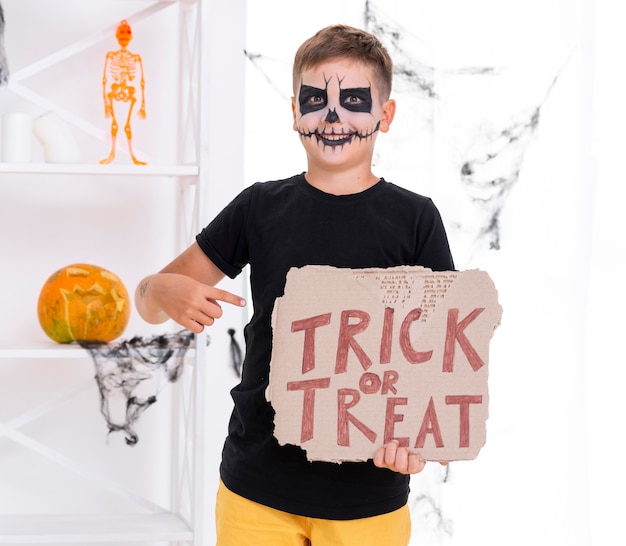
[{"xmin": 193, "ymin": 0, "xmax": 247, "ymax": 544}]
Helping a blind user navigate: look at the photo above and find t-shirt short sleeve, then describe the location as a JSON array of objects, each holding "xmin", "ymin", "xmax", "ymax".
[
  {"xmin": 195, "ymin": 184, "xmax": 255, "ymax": 279},
  {"xmin": 414, "ymin": 198, "xmax": 455, "ymax": 271}
]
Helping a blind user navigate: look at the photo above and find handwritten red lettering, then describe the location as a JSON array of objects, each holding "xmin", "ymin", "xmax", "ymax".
[
  {"xmin": 399, "ymin": 308, "xmax": 433, "ymax": 364},
  {"xmin": 283, "ymin": 303, "xmax": 491, "ymax": 457},
  {"xmin": 381, "ymin": 370, "xmax": 399, "ymax": 395},
  {"xmin": 445, "ymin": 395, "xmax": 483, "ymax": 447},
  {"xmin": 379, "ymin": 306, "xmax": 394, "ymax": 364},
  {"xmin": 291, "ymin": 313, "xmax": 332, "ymax": 373},
  {"xmin": 337, "ymin": 388, "xmax": 377, "ymax": 446},
  {"xmin": 384, "ymin": 397, "xmax": 409, "ymax": 446},
  {"xmin": 287, "ymin": 378, "xmax": 331, "ymax": 442},
  {"xmin": 415, "ymin": 396, "xmax": 444, "ymax": 448},
  {"xmin": 443, "ymin": 308, "xmax": 485, "ymax": 372},
  {"xmin": 359, "ymin": 372, "xmax": 381, "ymax": 394},
  {"xmin": 335, "ymin": 310, "xmax": 372, "ymax": 374}
]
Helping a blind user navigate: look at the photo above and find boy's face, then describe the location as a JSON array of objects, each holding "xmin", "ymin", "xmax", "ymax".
[{"xmin": 291, "ymin": 59, "xmax": 395, "ymax": 171}]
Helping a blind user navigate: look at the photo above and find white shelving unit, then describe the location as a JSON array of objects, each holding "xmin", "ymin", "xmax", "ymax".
[
  {"xmin": 0, "ymin": 336, "xmax": 202, "ymax": 543},
  {"xmin": 0, "ymin": 0, "xmax": 240, "ymax": 544},
  {"xmin": 0, "ymin": 164, "xmax": 198, "ymax": 176},
  {"xmin": 0, "ymin": 514, "xmax": 193, "ymax": 543}
]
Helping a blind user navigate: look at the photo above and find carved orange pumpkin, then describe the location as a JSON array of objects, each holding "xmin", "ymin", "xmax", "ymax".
[{"xmin": 37, "ymin": 263, "xmax": 131, "ymax": 343}]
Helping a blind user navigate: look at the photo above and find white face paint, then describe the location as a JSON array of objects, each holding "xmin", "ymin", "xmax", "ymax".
[{"xmin": 292, "ymin": 60, "xmax": 391, "ymax": 169}]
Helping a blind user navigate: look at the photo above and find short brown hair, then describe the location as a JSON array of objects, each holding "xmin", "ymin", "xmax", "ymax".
[{"xmin": 292, "ymin": 24, "xmax": 393, "ymax": 101}]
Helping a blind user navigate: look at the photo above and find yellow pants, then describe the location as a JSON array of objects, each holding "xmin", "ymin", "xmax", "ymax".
[{"xmin": 215, "ymin": 480, "xmax": 411, "ymax": 546}]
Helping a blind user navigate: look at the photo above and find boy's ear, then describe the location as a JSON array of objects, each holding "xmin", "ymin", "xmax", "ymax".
[
  {"xmin": 379, "ymin": 98, "xmax": 396, "ymax": 133},
  {"xmin": 291, "ymin": 96, "xmax": 298, "ymax": 131}
]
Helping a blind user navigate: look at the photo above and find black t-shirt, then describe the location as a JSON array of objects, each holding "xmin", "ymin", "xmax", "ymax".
[{"xmin": 196, "ymin": 173, "xmax": 454, "ymax": 519}]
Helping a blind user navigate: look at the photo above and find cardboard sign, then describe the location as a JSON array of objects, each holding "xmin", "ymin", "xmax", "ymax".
[{"xmin": 267, "ymin": 266, "xmax": 502, "ymax": 463}]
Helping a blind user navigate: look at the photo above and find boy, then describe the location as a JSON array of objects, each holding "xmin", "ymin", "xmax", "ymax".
[{"xmin": 136, "ymin": 24, "xmax": 454, "ymax": 546}]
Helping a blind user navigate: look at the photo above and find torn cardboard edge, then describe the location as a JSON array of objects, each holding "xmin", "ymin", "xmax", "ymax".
[{"xmin": 267, "ymin": 265, "xmax": 502, "ymax": 463}]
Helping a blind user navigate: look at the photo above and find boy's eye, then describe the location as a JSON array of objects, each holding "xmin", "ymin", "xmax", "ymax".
[
  {"xmin": 299, "ymin": 85, "xmax": 327, "ymax": 115},
  {"xmin": 344, "ymin": 95, "xmax": 363, "ymax": 105},
  {"xmin": 340, "ymin": 87, "xmax": 372, "ymax": 113},
  {"xmin": 307, "ymin": 95, "xmax": 325, "ymax": 106}
]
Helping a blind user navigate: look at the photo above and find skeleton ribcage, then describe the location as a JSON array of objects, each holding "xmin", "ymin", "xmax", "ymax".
[{"xmin": 108, "ymin": 51, "xmax": 138, "ymax": 83}]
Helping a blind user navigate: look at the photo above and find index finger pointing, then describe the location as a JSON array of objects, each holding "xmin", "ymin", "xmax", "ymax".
[{"xmin": 210, "ymin": 287, "xmax": 246, "ymax": 308}]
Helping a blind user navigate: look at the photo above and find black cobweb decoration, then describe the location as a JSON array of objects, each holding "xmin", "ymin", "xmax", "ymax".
[
  {"xmin": 80, "ymin": 330, "xmax": 195, "ymax": 446},
  {"xmin": 228, "ymin": 328, "xmax": 243, "ymax": 377},
  {"xmin": 0, "ymin": 2, "xmax": 9, "ymax": 86}
]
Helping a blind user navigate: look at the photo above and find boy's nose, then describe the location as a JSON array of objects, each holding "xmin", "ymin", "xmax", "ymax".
[{"xmin": 324, "ymin": 108, "xmax": 340, "ymax": 123}]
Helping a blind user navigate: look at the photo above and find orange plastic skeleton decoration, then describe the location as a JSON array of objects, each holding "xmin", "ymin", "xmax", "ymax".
[{"xmin": 100, "ymin": 20, "xmax": 146, "ymax": 165}]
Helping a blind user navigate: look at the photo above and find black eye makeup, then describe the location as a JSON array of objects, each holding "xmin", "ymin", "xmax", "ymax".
[
  {"xmin": 299, "ymin": 85, "xmax": 328, "ymax": 115},
  {"xmin": 340, "ymin": 87, "xmax": 372, "ymax": 113}
]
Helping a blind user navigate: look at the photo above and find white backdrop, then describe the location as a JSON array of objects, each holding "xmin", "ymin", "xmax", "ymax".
[{"xmin": 243, "ymin": 1, "xmax": 625, "ymax": 545}]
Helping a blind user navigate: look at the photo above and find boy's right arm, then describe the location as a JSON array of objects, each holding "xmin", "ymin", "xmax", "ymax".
[{"xmin": 135, "ymin": 242, "xmax": 246, "ymax": 334}]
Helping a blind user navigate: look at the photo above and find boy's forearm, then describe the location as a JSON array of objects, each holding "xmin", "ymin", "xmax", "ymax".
[{"xmin": 135, "ymin": 274, "xmax": 170, "ymax": 324}]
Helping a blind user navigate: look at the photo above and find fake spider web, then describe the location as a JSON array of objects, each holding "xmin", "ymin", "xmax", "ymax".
[
  {"xmin": 80, "ymin": 330, "xmax": 195, "ymax": 446},
  {"xmin": 80, "ymin": 328, "xmax": 243, "ymax": 445}
]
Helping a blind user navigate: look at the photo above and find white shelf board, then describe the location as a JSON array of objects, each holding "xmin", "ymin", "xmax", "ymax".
[
  {"xmin": 0, "ymin": 340, "xmax": 197, "ymax": 359},
  {"xmin": 0, "ymin": 513, "xmax": 192, "ymax": 544},
  {"xmin": 0, "ymin": 341, "xmax": 90, "ymax": 359},
  {"xmin": 0, "ymin": 163, "xmax": 198, "ymax": 177}
]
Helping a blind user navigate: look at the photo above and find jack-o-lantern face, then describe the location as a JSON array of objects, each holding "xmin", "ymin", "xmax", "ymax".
[{"xmin": 37, "ymin": 263, "xmax": 131, "ymax": 344}]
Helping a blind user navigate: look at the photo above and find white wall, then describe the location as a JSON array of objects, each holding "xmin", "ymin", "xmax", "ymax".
[{"xmin": 244, "ymin": 1, "xmax": 625, "ymax": 545}]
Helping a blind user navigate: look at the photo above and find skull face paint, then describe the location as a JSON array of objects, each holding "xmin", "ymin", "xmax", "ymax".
[
  {"xmin": 293, "ymin": 60, "xmax": 385, "ymax": 154},
  {"xmin": 298, "ymin": 83, "xmax": 374, "ymax": 116}
]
